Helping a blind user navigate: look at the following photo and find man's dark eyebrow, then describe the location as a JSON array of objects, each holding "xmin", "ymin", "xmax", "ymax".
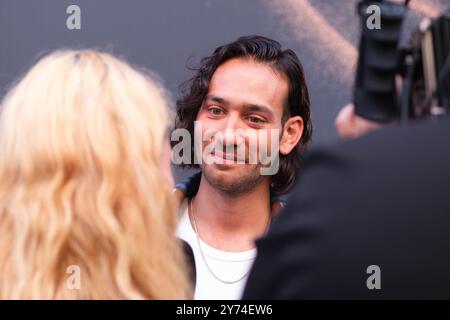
[
  {"xmin": 243, "ymin": 104, "xmax": 275, "ymax": 119},
  {"xmin": 205, "ymin": 94, "xmax": 228, "ymax": 105},
  {"xmin": 205, "ymin": 94, "xmax": 275, "ymax": 119}
]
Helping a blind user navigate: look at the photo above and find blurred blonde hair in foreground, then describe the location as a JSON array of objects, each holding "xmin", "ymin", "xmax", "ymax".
[{"xmin": 0, "ymin": 50, "xmax": 192, "ymax": 299}]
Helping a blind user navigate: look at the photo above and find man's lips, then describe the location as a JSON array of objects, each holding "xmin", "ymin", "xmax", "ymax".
[
  {"xmin": 212, "ymin": 150, "xmax": 236, "ymax": 161},
  {"xmin": 206, "ymin": 150, "xmax": 248, "ymax": 164}
]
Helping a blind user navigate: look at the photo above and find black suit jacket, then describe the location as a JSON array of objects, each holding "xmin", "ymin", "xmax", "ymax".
[{"xmin": 243, "ymin": 117, "xmax": 450, "ymax": 299}]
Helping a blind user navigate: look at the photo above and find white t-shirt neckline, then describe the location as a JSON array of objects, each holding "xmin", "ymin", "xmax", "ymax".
[
  {"xmin": 176, "ymin": 199, "xmax": 257, "ymax": 300},
  {"xmin": 185, "ymin": 208, "xmax": 257, "ymax": 262}
]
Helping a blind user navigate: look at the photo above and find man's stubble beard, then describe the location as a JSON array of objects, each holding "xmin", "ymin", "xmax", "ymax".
[{"xmin": 200, "ymin": 163, "xmax": 266, "ymax": 197}]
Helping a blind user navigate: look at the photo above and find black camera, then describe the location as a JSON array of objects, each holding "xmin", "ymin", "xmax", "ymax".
[{"xmin": 354, "ymin": 0, "xmax": 450, "ymax": 123}]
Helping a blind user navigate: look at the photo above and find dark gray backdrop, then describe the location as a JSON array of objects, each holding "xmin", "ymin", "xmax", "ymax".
[{"xmin": 1, "ymin": 0, "xmax": 445, "ymax": 180}]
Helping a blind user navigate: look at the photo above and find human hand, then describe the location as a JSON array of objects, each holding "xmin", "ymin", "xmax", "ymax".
[{"xmin": 335, "ymin": 103, "xmax": 382, "ymax": 140}]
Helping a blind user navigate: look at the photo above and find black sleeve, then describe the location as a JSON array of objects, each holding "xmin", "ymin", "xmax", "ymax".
[{"xmin": 243, "ymin": 120, "xmax": 450, "ymax": 299}]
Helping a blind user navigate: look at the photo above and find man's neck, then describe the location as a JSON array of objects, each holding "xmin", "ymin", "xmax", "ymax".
[{"xmin": 190, "ymin": 176, "xmax": 271, "ymax": 252}]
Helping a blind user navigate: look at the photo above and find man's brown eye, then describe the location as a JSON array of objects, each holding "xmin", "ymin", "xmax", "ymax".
[
  {"xmin": 248, "ymin": 116, "xmax": 264, "ymax": 123},
  {"xmin": 209, "ymin": 107, "xmax": 223, "ymax": 115}
]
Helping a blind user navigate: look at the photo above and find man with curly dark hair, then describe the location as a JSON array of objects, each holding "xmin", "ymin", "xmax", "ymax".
[{"xmin": 172, "ymin": 35, "xmax": 312, "ymax": 299}]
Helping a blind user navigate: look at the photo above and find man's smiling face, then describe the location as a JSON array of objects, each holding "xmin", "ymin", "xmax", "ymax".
[{"xmin": 196, "ymin": 57, "xmax": 289, "ymax": 195}]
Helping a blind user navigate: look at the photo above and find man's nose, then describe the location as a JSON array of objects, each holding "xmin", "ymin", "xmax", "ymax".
[{"xmin": 221, "ymin": 114, "xmax": 245, "ymax": 146}]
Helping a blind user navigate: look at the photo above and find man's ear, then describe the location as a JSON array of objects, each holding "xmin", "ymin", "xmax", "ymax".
[{"xmin": 279, "ymin": 116, "xmax": 304, "ymax": 155}]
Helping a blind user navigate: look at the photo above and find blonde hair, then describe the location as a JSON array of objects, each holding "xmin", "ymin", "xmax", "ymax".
[{"xmin": 0, "ymin": 50, "xmax": 192, "ymax": 299}]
